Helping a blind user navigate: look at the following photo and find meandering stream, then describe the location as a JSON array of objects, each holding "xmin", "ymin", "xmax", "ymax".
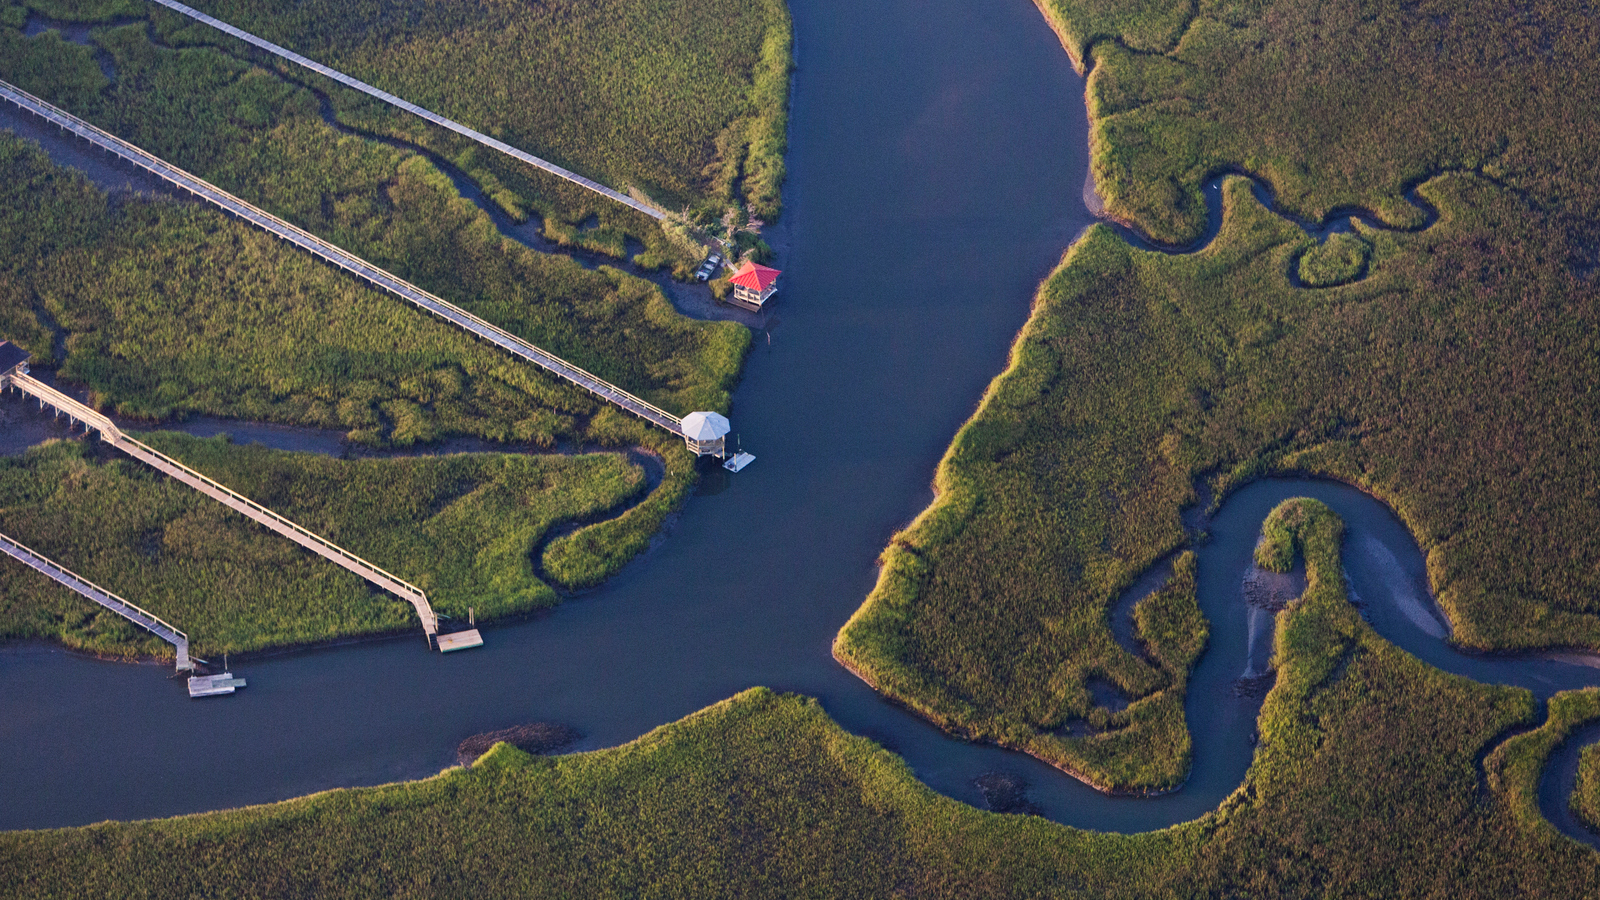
[{"xmin": 1, "ymin": 0, "xmax": 1596, "ymax": 849}]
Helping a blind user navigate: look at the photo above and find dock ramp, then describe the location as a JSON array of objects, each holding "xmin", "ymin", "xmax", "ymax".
[
  {"xmin": 0, "ymin": 530, "xmax": 193, "ymax": 670},
  {"xmin": 2, "ymin": 369, "xmax": 452, "ymax": 649}
]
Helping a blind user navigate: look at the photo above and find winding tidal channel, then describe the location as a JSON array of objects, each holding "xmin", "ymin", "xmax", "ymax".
[{"xmin": 2, "ymin": 0, "xmax": 1598, "ymax": 849}]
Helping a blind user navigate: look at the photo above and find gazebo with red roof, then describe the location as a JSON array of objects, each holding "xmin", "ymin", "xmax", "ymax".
[{"xmin": 726, "ymin": 261, "xmax": 781, "ymax": 311}]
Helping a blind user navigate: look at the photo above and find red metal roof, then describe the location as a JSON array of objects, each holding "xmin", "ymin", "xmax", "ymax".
[{"xmin": 728, "ymin": 261, "xmax": 781, "ymax": 292}]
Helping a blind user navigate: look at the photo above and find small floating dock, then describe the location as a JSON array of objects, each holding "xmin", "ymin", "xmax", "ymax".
[
  {"xmin": 436, "ymin": 629, "xmax": 484, "ymax": 653},
  {"xmin": 723, "ymin": 452, "xmax": 756, "ymax": 473},
  {"xmin": 188, "ymin": 672, "xmax": 247, "ymax": 698}
]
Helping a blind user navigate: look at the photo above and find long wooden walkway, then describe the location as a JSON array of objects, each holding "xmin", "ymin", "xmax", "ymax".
[
  {"xmin": 0, "ymin": 530, "xmax": 192, "ymax": 670},
  {"xmin": 146, "ymin": 0, "xmax": 666, "ymax": 221},
  {"xmin": 2, "ymin": 371, "xmax": 440, "ymax": 643},
  {"xmin": 0, "ymin": 78, "xmax": 687, "ymax": 440}
]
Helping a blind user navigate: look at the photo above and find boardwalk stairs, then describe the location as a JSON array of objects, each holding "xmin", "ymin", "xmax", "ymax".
[{"xmin": 2, "ymin": 368, "xmax": 449, "ymax": 649}]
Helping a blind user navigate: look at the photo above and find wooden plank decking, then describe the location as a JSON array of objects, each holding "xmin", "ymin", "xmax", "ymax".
[{"xmin": 146, "ymin": 0, "xmax": 667, "ymax": 221}]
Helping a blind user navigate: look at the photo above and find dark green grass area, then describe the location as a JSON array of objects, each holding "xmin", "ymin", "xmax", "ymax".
[
  {"xmin": 0, "ymin": 435, "xmax": 649, "ymax": 656},
  {"xmin": 19, "ymin": 0, "xmax": 791, "ymax": 251},
  {"xmin": 1296, "ymin": 231, "xmax": 1370, "ymax": 287},
  {"xmin": 0, "ymin": 16, "xmax": 751, "ymax": 403},
  {"xmin": 1039, "ymin": 0, "xmax": 1600, "ymax": 250},
  {"xmin": 837, "ymin": 173, "xmax": 1600, "ymax": 790},
  {"xmin": 1577, "ymin": 741, "xmax": 1600, "ymax": 835},
  {"xmin": 5, "ymin": 505, "xmax": 1598, "ymax": 898}
]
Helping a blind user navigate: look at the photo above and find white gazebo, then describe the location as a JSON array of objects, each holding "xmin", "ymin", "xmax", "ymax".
[{"xmin": 680, "ymin": 411, "xmax": 731, "ymax": 457}]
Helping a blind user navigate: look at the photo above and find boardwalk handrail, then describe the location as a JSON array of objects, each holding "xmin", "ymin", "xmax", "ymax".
[
  {"xmin": 0, "ymin": 529, "xmax": 191, "ymax": 668},
  {"xmin": 0, "ymin": 78, "xmax": 685, "ymax": 437},
  {"xmin": 6, "ymin": 371, "xmax": 438, "ymax": 638},
  {"xmin": 146, "ymin": 0, "xmax": 667, "ymax": 221}
]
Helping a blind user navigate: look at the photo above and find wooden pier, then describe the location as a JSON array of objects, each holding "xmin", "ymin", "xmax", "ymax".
[
  {"xmin": 0, "ymin": 530, "xmax": 193, "ymax": 671},
  {"xmin": 0, "ymin": 78, "xmax": 690, "ymax": 442},
  {"xmin": 0, "ymin": 79, "xmax": 753, "ymax": 466},
  {"xmin": 146, "ymin": 0, "xmax": 666, "ymax": 221},
  {"xmin": 2, "ymin": 368, "xmax": 447, "ymax": 648}
]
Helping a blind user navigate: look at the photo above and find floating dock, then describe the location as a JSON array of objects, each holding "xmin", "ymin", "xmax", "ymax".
[
  {"xmin": 723, "ymin": 452, "xmax": 756, "ymax": 473},
  {"xmin": 188, "ymin": 672, "xmax": 247, "ymax": 698},
  {"xmin": 436, "ymin": 629, "xmax": 485, "ymax": 653}
]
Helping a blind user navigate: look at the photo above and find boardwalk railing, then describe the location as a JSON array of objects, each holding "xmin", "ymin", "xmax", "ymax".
[
  {"xmin": 146, "ymin": 0, "xmax": 667, "ymax": 221},
  {"xmin": 0, "ymin": 78, "xmax": 686, "ymax": 439},
  {"xmin": 4, "ymin": 371, "xmax": 439, "ymax": 641},
  {"xmin": 0, "ymin": 530, "xmax": 192, "ymax": 670}
]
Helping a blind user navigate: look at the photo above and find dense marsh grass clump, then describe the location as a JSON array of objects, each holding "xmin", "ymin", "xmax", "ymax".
[
  {"xmin": 1295, "ymin": 231, "xmax": 1370, "ymax": 287},
  {"xmin": 5, "ymin": 511, "xmax": 1600, "ymax": 896},
  {"xmin": 1577, "ymin": 742, "xmax": 1600, "ymax": 835},
  {"xmin": 0, "ymin": 435, "xmax": 651, "ymax": 656}
]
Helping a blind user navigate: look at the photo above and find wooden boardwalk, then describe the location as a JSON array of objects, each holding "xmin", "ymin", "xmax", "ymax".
[
  {"xmin": 0, "ymin": 78, "xmax": 687, "ymax": 440},
  {"xmin": 3, "ymin": 371, "xmax": 441, "ymax": 644},
  {"xmin": 0, "ymin": 530, "xmax": 193, "ymax": 670},
  {"xmin": 146, "ymin": 0, "xmax": 666, "ymax": 221}
]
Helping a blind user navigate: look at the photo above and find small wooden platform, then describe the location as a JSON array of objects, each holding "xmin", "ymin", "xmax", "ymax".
[
  {"xmin": 723, "ymin": 452, "xmax": 756, "ymax": 472},
  {"xmin": 188, "ymin": 673, "xmax": 246, "ymax": 698},
  {"xmin": 436, "ymin": 629, "xmax": 484, "ymax": 653}
]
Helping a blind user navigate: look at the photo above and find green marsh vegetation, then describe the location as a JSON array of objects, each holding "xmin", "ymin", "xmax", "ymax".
[
  {"xmin": 1578, "ymin": 741, "xmax": 1600, "ymax": 835},
  {"xmin": 17, "ymin": 0, "xmax": 792, "ymax": 265},
  {"xmin": 0, "ymin": 434, "xmax": 647, "ymax": 657},
  {"xmin": 1042, "ymin": 0, "xmax": 1600, "ymax": 249},
  {"xmin": 7, "ymin": 503, "xmax": 1600, "ymax": 897},
  {"xmin": 838, "ymin": 169, "xmax": 1600, "ymax": 791},
  {"xmin": 1294, "ymin": 230, "xmax": 1370, "ymax": 287},
  {"xmin": 0, "ymin": 116, "xmax": 709, "ymax": 644},
  {"xmin": 0, "ymin": 15, "xmax": 752, "ymax": 410},
  {"xmin": 838, "ymin": 0, "xmax": 1600, "ymax": 792}
]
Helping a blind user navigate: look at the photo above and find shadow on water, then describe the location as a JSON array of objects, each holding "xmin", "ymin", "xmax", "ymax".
[{"xmin": 1, "ymin": 0, "xmax": 1598, "ymax": 850}]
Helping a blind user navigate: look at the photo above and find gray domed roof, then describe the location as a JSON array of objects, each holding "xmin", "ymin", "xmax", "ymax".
[{"xmin": 681, "ymin": 411, "xmax": 731, "ymax": 440}]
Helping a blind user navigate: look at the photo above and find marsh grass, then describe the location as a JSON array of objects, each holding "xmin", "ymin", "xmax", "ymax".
[
  {"xmin": 1577, "ymin": 741, "xmax": 1600, "ymax": 835},
  {"xmin": 1049, "ymin": 0, "xmax": 1600, "ymax": 248},
  {"xmin": 19, "ymin": 0, "xmax": 792, "ymax": 250},
  {"xmin": 0, "ymin": 434, "xmax": 650, "ymax": 656},
  {"xmin": 5, "ymin": 509, "xmax": 1598, "ymax": 896},
  {"xmin": 0, "ymin": 18, "xmax": 752, "ymax": 420},
  {"xmin": 0, "ymin": 128, "xmax": 719, "ymax": 647},
  {"xmin": 838, "ymin": 170, "xmax": 1600, "ymax": 790},
  {"xmin": 1296, "ymin": 232, "xmax": 1371, "ymax": 288}
]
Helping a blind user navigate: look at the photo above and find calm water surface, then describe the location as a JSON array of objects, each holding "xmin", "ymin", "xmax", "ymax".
[{"xmin": 3, "ymin": 0, "xmax": 1598, "ymax": 845}]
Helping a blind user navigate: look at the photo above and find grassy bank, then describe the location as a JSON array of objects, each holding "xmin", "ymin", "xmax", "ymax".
[
  {"xmin": 0, "ymin": 434, "xmax": 652, "ymax": 657},
  {"xmin": 837, "ymin": 168, "xmax": 1600, "ymax": 790},
  {"xmin": 5, "ymin": 504, "xmax": 1598, "ymax": 897}
]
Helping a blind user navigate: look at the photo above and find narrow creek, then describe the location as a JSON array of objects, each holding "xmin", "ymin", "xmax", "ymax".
[{"xmin": 1, "ymin": 0, "xmax": 1597, "ymax": 850}]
